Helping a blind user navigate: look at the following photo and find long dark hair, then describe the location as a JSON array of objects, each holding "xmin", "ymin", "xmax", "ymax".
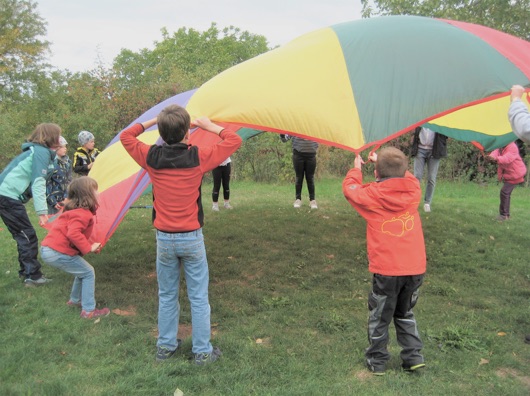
[{"xmin": 64, "ymin": 176, "xmax": 99, "ymax": 214}]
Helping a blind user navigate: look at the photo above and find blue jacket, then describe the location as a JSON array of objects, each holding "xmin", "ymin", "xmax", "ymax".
[
  {"xmin": 46, "ymin": 155, "xmax": 72, "ymax": 208},
  {"xmin": 0, "ymin": 142, "xmax": 56, "ymax": 215}
]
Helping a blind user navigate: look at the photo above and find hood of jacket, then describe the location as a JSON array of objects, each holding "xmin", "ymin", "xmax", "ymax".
[{"xmin": 372, "ymin": 176, "xmax": 421, "ymax": 212}]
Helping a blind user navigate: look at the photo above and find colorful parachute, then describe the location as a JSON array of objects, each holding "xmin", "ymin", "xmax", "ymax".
[
  {"xmin": 186, "ymin": 15, "xmax": 530, "ymax": 151},
  {"xmin": 87, "ymin": 15, "xmax": 530, "ymax": 247}
]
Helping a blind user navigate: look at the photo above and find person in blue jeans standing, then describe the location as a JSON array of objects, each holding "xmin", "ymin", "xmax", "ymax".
[
  {"xmin": 411, "ymin": 127, "xmax": 448, "ymax": 213},
  {"xmin": 120, "ymin": 105, "xmax": 242, "ymax": 364}
]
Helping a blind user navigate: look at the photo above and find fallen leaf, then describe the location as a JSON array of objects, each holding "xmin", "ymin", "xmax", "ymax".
[
  {"xmin": 479, "ymin": 358, "xmax": 489, "ymax": 365},
  {"xmin": 60, "ymin": 351, "xmax": 67, "ymax": 356},
  {"xmin": 227, "ymin": 256, "xmax": 235, "ymax": 260},
  {"xmin": 497, "ymin": 332, "xmax": 507, "ymax": 336},
  {"xmin": 112, "ymin": 308, "xmax": 137, "ymax": 316},
  {"xmin": 174, "ymin": 388, "xmax": 184, "ymax": 396},
  {"xmin": 255, "ymin": 337, "xmax": 271, "ymax": 345},
  {"xmin": 326, "ymin": 254, "xmax": 335, "ymax": 259},
  {"xmin": 490, "ymin": 235, "xmax": 495, "ymax": 240},
  {"xmin": 323, "ymin": 216, "xmax": 330, "ymax": 219},
  {"xmin": 94, "ymin": 318, "xmax": 101, "ymax": 324}
]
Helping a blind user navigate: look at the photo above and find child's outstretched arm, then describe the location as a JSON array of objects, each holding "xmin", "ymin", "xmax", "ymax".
[
  {"xmin": 141, "ymin": 117, "xmax": 158, "ymax": 130},
  {"xmin": 354, "ymin": 154, "xmax": 365, "ymax": 170},
  {"xmin": 192, "ymin": 117, "xmax": 224, "ymax": 135},
  {"xmin": 508, "ymin": 85, "xmax": 530, "ymax": 143},
  {"xmin": 120, "ymin": 118, "xmax": 157, "ymax": 169}
]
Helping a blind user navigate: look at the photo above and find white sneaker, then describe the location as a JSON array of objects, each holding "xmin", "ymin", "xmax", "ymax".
[
  {"xmin": 293, "ymin": 199, "xmax": 302, "ymax": 208},
  {"xmin": 224, "ymin": 202, "xmax": 233, "ymax": 209},
  {"xmin": 423, "ymin": 203, "xmax": 431, "ymax": 213},
  {"xmin": 212, "ymin": 203, "xmax": 219, "ymax": 211},
  {"xmin": 310, "ymin": 200, "xmax": 318, "ymax": 209}
]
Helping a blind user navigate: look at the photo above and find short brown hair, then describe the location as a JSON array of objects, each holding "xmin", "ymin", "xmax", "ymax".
[
  {"xmin": 375, "ymin": 147, "xmax": 408, "ymax": 179},
  {"xmin": 64, "ymin": 176, "xmax": 99, "ymax": 214},
  {"xmin": 28, "ymin": 123, "xmax": 62, "ymax": 148},
  {"xmin": 157, "ymin": 105, "xmax": 191, "ymax": 144}
]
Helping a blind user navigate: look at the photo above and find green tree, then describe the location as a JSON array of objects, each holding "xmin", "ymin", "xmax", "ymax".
[
  {"xmin": 0, "ymin": 0, "xmax": 49, "ymax": 101},
  {"xmin": 361, "ymin": 0, "xmax": 530, "ymax": 39},
  {"xmin": 109, "ymin": 23, "xmax": 270, "ymax": 130}
]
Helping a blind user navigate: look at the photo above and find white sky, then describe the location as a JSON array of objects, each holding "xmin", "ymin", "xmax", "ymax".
[{"xmin": 35, "ymin": 0, "xmax": 363, "ymax": 73}]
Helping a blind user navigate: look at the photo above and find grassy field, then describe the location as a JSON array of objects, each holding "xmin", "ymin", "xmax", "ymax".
[{"xmin": 1, "ymin": 178, "xmax": 529, "ymax": 395}]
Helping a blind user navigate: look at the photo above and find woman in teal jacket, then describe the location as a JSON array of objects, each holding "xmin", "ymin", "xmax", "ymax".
[{"xmin": 0, "ymin": 123, "xmax": 61, "ymax": 285}]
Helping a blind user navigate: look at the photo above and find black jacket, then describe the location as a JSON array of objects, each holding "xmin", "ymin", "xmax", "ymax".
[{"xmin": 411, "ymin": 127, "xmax": 448, "ymax": 159}]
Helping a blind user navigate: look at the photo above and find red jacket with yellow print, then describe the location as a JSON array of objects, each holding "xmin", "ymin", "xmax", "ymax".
[{"xmin": 342, "ymin": 169, "xmax": 426, "ymax": 276}]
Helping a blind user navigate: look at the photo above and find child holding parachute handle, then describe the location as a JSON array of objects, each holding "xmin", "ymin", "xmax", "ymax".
[
  {"xmin": 41, "ymin": 176, "xmax": 110, "ymax": 319},
  {"xmin": 343, "ymin": 148, "xmax": 427, "ymax": 375}
]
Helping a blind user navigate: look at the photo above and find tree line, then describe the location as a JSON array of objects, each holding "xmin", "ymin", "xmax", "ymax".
[{"xmin": 1, "ymin": 0, "xmax": 528, "ymax": 182}]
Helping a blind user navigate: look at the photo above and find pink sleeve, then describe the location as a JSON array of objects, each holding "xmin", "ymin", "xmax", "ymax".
[{"xmin": 495, "ymin": 144, "xmax": 518, "ymax": 165}]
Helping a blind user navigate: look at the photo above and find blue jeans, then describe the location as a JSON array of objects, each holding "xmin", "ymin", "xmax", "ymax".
[
  {"xmin": 156, "ymin": 229, "xmax": 213, "ymax": 354},
  {"xmin": 413, "ymin": 148, "xmax": 441, "ymax": 205},
  {"xmin": 40, "ymin": 246, "xmax": 96, "ymax": 311}
]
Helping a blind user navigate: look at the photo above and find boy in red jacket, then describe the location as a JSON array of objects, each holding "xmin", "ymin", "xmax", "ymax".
[
  {"xmin": 120, "ymin": 105, "xmax": 242, "ymax": 365},
  {"xmin": 343, "ymin": 147, "xmax": 426, "ymax": 375}
]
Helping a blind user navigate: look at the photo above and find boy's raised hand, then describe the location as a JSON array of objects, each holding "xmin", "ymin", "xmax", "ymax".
[
  {"xmin": 354, "ymin": 154, "xmax": 365, "ymax": 170},
  {"xmin": 511, "ymin": 85, "xmax": 525, "ymax": 101},
  {"xmin": 192, "ymin": 117, "xmax": 224, "ymax": 135}
]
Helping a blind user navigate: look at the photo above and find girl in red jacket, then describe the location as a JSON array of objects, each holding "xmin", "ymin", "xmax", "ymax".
[
  {"xmin": 489, "ymin": 141, "xmax": 527, "ymax": 221},
  {"xmin": 41, "ymin": 176, "xmax": 109, "ymax": 319}
]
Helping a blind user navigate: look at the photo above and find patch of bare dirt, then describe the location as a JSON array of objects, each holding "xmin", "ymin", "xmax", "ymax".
[{"xmin": 496, "ymin": 368, "xmax": 530, "ymax": 389}]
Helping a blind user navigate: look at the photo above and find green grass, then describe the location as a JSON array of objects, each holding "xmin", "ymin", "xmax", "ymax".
[{"xmin": 1, "ymin": 178, "xmax": 530, "ymax": 395}]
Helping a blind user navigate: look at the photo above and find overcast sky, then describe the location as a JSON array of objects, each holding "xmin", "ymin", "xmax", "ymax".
[{"xmin": 35, "ymin": 0, "xmax": 363, "ymax": 73}]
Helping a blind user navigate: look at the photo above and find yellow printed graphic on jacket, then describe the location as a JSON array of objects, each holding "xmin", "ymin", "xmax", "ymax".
[{"xmin": 381, "ymin": 212, "xmax": 415, "ymax": 237}]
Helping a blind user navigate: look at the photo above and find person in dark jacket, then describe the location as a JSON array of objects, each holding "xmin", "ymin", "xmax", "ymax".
[
  {"xmin": 73, "ymin": 131, "xmax": 100, "ymax": 176},
  {"xmin": 46, "ymin": 136, "xmax": 72, "ymax": 214},
  {"xmin": 410, "ymin": 127, "xmax": 448, "ymax": 212}
]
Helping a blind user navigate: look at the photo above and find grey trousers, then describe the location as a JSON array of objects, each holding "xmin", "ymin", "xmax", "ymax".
[
  {"xmin": 366, "ymin": 273, "xmax": 424, "ymax": 369},
  {"xmin": 414, "ymin": 147, "xmax": 441, "ymax": 205}
]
